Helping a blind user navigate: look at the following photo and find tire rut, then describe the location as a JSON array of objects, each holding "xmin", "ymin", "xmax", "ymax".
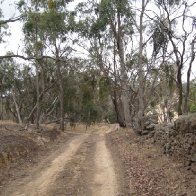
[
  {"xmin": 91, "ymin": 134, "xmax": 118, "ymax": 196},
  {"xmin": 49, "ymin": 134, "xmax": 97, "ymax": 196},
  {"xmin": 3, "ymin": 134, "xmax": 88, "ymax": 196},
  {"xmin": 2, "ymin": 126, "xmax": 122, "ymax": 196}
]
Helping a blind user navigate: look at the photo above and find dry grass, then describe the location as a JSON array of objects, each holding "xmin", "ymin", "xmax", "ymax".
[{"xmin": 0, "ymin": 120, "xmax": 17, "ymax": 125}]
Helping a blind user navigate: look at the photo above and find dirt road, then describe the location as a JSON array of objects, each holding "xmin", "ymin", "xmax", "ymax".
[
  {"xmin": 1, "ymin": 124, "xmax": 194, "ymax": 195},
  {"xmin": 2, "ymin": 126, "xmax": 122, "ymax": 196}
]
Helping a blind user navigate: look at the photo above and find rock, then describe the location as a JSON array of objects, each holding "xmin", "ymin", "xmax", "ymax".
[
  {"xmin": 174, "ymin": 115, "xmax": 196, "ymax": 134},
  {"xmin": 151, "ymin": 114, "xmax": 196, "ymax": 171}
]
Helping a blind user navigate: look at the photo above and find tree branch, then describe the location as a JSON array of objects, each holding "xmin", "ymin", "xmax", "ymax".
[{"xmin": 0, "ymin": 16, "xmax": 22, "ymax": 25}]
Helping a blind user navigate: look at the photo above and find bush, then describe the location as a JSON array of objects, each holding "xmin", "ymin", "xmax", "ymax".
[{"xmin": 190, "ymin": 103, "xmax": 196, "ymax": 113}]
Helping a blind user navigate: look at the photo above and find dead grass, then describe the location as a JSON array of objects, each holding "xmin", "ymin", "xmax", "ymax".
[{"xmin": 0, "ymin": 121, "xmax": 62, "ymax": 170}]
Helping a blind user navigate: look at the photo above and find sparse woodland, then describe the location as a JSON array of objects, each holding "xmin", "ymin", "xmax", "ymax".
[
  {"xmin": 0, "ymin": 1, "xmax": 196, "ymax": 195},
  {"xmin": 0, "ymin": 0, "xmax": 196, "ymax": 133}
]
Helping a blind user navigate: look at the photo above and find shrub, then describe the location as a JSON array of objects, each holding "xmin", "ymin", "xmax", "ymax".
[{"xmin": 190, "ymin": 103, "xmax": 196, "ymax": 113}]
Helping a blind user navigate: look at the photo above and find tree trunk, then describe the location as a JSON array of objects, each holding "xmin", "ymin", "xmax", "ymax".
[
  {"xmin": 35, "ymin": 66, "xmax": 40, "ymax": 129},
  {"xmin": 112, "ymin": 90, "xmax": 125, "ymax": 127},
  {"xmin": 183, "ymin": 39, "xmax": 195, "ymax": 114},
  {"xmin": 0, "ymin": 95, "xmax": 4, "ymax": 120},
  {"xmin": 112, "ymin": 38, "xmax": 126, "ymax": 127},
  {"xmin": 177, "ymin": 64, "xmax": 183, "ymax": 115},
  {"xmin": 136, "ymin": 0, "xmax": 146, "ymax": 133},
  {"xmin": 11, "ymin": 88, "xmax": 22, "ymax": 125},
  {"xmin": 35, "ymin": 1, "xmax": 40, "ymax": 129},
  {"xmin": 115, "ymin": 12, "xmax": 131, "ymax": 127},
  {"xmin": 57, "ymin": 60, "xmax": 64, "ymax": 131},
  {"xmin": 166, "ymin": 10, "xmax": 184, "ymax": 116}
]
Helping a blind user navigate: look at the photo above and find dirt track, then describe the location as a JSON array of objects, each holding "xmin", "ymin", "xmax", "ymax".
[
  {"xmin": 1, "ymin": 124, "xmax": 195, "ymax": 196},
  {"xmin": 1, "ymin": 125, "xmax": 121, "ymax": 196}
]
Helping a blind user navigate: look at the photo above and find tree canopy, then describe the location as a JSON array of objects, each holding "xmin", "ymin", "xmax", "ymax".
[{"xmin": 0, "ymin": 0, "xmax": 195, "ymax": 132}]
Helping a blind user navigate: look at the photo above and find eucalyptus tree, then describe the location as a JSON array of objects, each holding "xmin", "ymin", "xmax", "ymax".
[
  {"xmin": 0, "ymin": 57, "xmax": 24, "ymax": 123},
  {"xmin": 22, "ymin": 0, "xmax": 74, "ymax": 130},
  {"xmin": 129, "ymin": 0, "xmax": 153, "ymax": 132},
  {"xmin": 75, "ymin": 0, "xmax": 135, "ymax": 127},
  {"xmin": 184, "ymin": 36, "xmax": 196, "ymax": 114},
  {"xmin": 155, "ymin": 62, "xmax": 177, "ymax": 122},
  {"xmin": 98, "ymin": 0, "xmax": 135, "ymax": 127},
  {"xmin": 152, "ymin": 0, "xmax": 196, "ymax": 115}
]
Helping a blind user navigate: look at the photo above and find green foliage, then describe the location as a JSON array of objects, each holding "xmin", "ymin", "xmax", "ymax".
[
  {"xmin": 24, "ymin": 10, "xmax": 66, "ymax": 37},
  {"xmin": 163, "ymin": 63, "xmax": 175, "ymax": 92},
  {"xmin": 188, "ymin": 79, "xmax": 196, "ymax": 113},
  {"xmin": 190, "ymin": 103, "xmax": 196, "ymax": 113},
  {"xmin": 90, "ymin": 18, "xmax": 107, "ymax": 36},
  {"xmin": 29, "ymin": 0, "xmax": 73, "ymax": 10},
  {"xmin": 47, "ymin": 0, "xmax": 56, "ymax": 10},
  {"xmin": 0, "ymin": 56, "xmax": 17, "ymax": 90},
  {"xmin": 98, "ymin": 0, "xmax": 134, "ymax": 36},
  {"xmin": 151, "ymin": 19, "xmax": 169, "ymax": 57},
  {"xmin": 99, "ymin": 76, "xmax": 110, "ymax": 99},
  {"xmin": 76, "ymin": 0, "xmax": 134, "ymax": 38},
  {"xmin": 40, "ymin": 10, "xmax": 67, "ymax": 39}
]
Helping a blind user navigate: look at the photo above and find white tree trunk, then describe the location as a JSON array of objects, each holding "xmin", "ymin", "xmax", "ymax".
[{"xmin": 11, "ymin": 88, "xmax": 22, "ymax": 125}]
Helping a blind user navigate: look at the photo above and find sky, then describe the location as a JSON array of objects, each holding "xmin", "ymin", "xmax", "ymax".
[
  {"xmin": 0, "ymin": 0, "xmax": 86, "ymax": 53},
  {"xmin": 0, "ymin": 0, "xmax": 23, "ymax": 53},
  {"xmin": 0, "ymin": 0, "xmax": 196, "ymax": 81}
]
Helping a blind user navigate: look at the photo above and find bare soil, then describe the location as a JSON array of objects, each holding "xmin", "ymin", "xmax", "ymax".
[
  {"xmin": 3, "ymin": 134, "xmax": 88, "ymax": 196},
  {"xmin": 0, "ymin": 122, "xmax": 64, "ymax": 188},
  {"xmin": 0, "ymin": 123, "xmax": 123, "ymax": 196},
  {"xmin": 0, "ymin": 122, "xmax": 195, "ymax": 196}
]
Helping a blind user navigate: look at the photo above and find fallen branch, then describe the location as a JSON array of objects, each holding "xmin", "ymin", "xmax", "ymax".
[
  {"xmin": 26, "ymin": 83, "xmax": 55, "ymax": 121},
  {"xmin": 45, "ymin": 119, "xmax": 60, "ymax": 124},
  {"xmin": 4, "ymin": 125, "xmax": 27, "ymax": 132}
]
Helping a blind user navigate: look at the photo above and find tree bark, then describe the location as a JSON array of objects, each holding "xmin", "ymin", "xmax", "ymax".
[
  {"xmin": 183, "ymin": 38, "xmax": 195, "ymax": 114},
  {"xmin": 56, "ymin": 59, "xmax": 65, "ymax": 131},
  {"xmin": 164, "ymin": 1, "xmax": 187, "ymax": 116},
  {"xmin": 35, "ymin": 0, "xmax": 40, "ymax": 129},
  {"xmin": 136, "ymin": 0, "xmax": 147, "ymax": 133},
  {"xmin": 112, "ymin": 38, "xmax": 126, "ymax": 127},
  {"xmin": 11, "ymin": 88, "xmax": 22, "ymax": 125},
  {"xmin": 115, "ymin": 11, "xmax": 131, "ymax": 127},
  {"xmin": 112, "ymin": 90, "xmax": 125, "ymax": 127},
  {"xmin": 35, "ymin": 66, "xmax": 40, "ymax": 129},
  {"xmin": 26, "ymin": 83, "xmax": 54, "ymax": 122}
]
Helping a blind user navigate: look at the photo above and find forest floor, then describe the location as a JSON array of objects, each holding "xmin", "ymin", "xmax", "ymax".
[{"xmin": 0, "ymin": 122, "xmax": 195, "ymax": 196}]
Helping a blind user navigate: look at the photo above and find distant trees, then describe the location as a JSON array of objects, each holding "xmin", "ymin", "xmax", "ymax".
[
  {"xmin": 20, "ymin": 0, "xmax": 75, "ymax": 130},
  {"xmin": 0, "ymin": 0, "xmax": 195, "ymax": 132}
]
